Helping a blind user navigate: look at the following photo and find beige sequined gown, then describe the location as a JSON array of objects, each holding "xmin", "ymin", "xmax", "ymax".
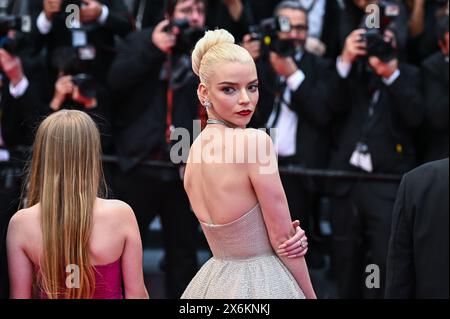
[{"xmin": 181, "ymin": 203, "xmax": 305, "ymax": 299}]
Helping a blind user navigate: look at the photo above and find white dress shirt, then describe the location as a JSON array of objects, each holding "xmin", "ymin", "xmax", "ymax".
[
  {"xmin": 299, "ymin": 0, "xmax": 327, "ymax": 39},
  {"xmin": 267, "ymin": 52, "xmax": 306, "ymax": 157}
]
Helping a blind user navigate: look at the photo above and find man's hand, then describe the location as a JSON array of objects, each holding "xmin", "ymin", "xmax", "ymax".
[
  {"xmin": 242, "ymin": 34, "xmax": 261, "ymax": 60},
  {"xmin": 222, "ymin": 0, "xmax": 243, "ymax": 21},
  {"xmin": 80, "ymin": 0, "xmax": 103, "ymax": 23},
  {"xmin": 368, "ymin": 57, "xmax": 399, "ymax": 79},
  {"xmin": 152, "ymin": 20, "xmax": 177, "ymax": 54},
  {"xmin": 51, "ymin": 75, "xmax": 74, "ymax": 111},
  {"xmin": 269, "ymin": 52, "xmax": 298, "ymax": 78},
  {"xmin": 43, "ymin": 0, "xmax": 62, "ymax": 20},
  {"xmin": 0, "ymin": 49, "xmax": 24, "ymax": 87},
  {"xmin": 341, "ymin": 29, "xmax": 367, "ymax": 64}
]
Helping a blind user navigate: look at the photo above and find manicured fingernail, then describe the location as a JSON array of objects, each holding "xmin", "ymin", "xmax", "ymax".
[
  {"xmin": 280, "ymin": 253, "xmax": 288, "ymax": 257},
  {"xmin": 279, "ymin": 244, "xmax": 287, "ymax": 249}
]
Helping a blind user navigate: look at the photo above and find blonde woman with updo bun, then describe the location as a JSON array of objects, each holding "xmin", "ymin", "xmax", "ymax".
[{"xmin": 182, "ymin": 29, "xmax": 317, "ymax": 299}]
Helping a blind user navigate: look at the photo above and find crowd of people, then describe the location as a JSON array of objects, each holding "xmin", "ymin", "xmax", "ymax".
[{"xmin": 0, "ymin": 0, "xmax": 448, "ymax": 299}]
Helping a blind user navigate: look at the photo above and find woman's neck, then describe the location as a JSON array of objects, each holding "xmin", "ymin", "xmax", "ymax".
[{"xmin": 207, "ymin": 117, "xmax": 245, "ymax": 129}]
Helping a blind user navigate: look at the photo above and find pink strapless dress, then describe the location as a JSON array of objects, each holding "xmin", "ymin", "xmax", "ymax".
[{"xmin": 37, "ymin": 259, "xmax": 123, "ymax": 299}]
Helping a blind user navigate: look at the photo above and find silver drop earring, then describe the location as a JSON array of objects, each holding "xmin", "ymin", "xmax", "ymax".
[{"xmin": 204, "ymin": 101, "xmax": 212, "ymax": 109}]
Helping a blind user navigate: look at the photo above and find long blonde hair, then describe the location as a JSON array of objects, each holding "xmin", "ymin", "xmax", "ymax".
[{"xmin": 26, "ymin": 110, "xmax": 104, "ymax": 299}]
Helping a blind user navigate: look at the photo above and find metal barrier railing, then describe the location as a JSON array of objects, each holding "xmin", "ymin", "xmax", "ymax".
[
  {"xmin": 102, "ymin": 155, "xmax": 403, "ymax": 182},
  {"xmin": 1, "ymin": 154, "xmax": 403, "ymax": 183}
]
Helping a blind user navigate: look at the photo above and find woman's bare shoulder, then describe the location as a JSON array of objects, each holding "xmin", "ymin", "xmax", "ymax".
[
  {"xmin": 95, "ymin": 199, "xmax": 135, "ymax": 224},
  {"xmin": 7, "ymin": 205, "xmax": 40, "ymax": 239},
  {"xmin": 241, "ymin": 128, "xmax": 272, "ymax": 142}
]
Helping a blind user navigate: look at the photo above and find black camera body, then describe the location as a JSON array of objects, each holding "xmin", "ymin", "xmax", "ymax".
[
  {"xmin": 72, "ymin": 73, "xmax": 96, "ymax": 99},
  {"xmin": 52, "ymin": 45, "xmax": 97, "ymax": 99},
  {"xmin": 164, "ymin": 19, "xmax": 205, "ymax": 55},
  {"xmin": 363, "ymin": 0, "xmax": 400, "ymax": 62},
  {"xmin": 0, "ymin": 15, "xmax": 29, "ymax": 55},
  {"xmin": 249, "ymin": 15, "xmax": 296, "ymax": 57}
]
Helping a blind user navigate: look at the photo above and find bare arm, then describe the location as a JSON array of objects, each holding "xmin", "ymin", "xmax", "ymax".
[
  {"xmin": 120, "ymin": 205, "xmax": 149, "ymax": 299},
  {"xmin": 248, "ymin": 131, "xmax": 316, "ymax": 299},
  {"xmin": 7, "ymin": 212, "xmax": 34, "ymax": 299}
]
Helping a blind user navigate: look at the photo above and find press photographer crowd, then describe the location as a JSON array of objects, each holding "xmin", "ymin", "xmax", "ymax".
[{"xmin": 0, "ymin": 0, "xmax": 448, "ymax": 299}]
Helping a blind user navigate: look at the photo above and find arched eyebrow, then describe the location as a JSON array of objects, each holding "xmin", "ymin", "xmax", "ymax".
[{"xmin": 218, "ymin": 79, "xmax": 259, "ymax": 85}]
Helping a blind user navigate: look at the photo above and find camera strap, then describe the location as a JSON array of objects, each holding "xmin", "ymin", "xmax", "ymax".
[
  {"xmin": 266, "ymin": 78, "xmax": 288, "ymax": 128},
  {"xmin": 349, "ymin": 89, "xmax": 384, "ymax": 172},
  {"xmin": 361, "ymin": 90, "xmax": 383, "ymax": 143}
]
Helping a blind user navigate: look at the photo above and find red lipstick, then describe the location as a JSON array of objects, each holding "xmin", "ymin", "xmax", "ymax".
[{"xmin": 237, "ymin": 110, "xmax": 252, "ymax": 116}]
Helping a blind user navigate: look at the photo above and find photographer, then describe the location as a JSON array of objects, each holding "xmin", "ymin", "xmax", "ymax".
[
  {"xmin": 49, "ymin": 47, "xmax": 113, "ymax": 152},
  {"xmin": 243, "ymin": 1, "xmax": 334, "ymax": 268},
  {"xmin": 29, "ymin": 0, "xmax": 132, "ymax": 82},
  {"xmin": 327, "ymin": 24, "xmax": 424, "ymax": 298},
  {"xmin": 420, "ymin": 14, "xmax": 449, "ymax": 163},
  {"xmin": 107, "ymin": 0, "xmax": 204, "ymax": 298},
  {"xmin": 339, "ymin": 0, "xmax": 409, "ymax": 59}
]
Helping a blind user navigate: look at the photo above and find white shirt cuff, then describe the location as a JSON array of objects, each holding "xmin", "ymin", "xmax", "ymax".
[
  {"xmin": 98, "ymin": 5, "xmax": 109, "ymax": 25},
  {"xmin": 382, "ymin": 69, "xmax": 401, "ymax": 86},
  {"xmin": 9, "ymin": 77, "xmax": 29, "ymax": 99},
  {"xmin": 336, "ymin": 56, "xmax": 352, "ymax": 79},
  {"xmin": 286, "ymin": 70, "xmax": 305, "ymax": 91},
  {"xmin": 37, "ymin": 11, "xmax": 53, "ymax": 35}
]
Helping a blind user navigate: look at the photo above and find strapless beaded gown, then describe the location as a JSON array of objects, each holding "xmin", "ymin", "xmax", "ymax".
[{"xmin": 181, "ymin": 203, "xmax": 305, "ymax": 299}]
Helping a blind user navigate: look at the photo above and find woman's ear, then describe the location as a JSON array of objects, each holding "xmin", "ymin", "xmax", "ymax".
[{"xmin": 197, "ymin": 83, "xmax": 209, "ymax": 105}]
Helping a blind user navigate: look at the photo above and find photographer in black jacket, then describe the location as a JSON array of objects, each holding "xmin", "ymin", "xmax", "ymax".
[
  {"xmin": 339, "ymin": 0, "xmax": 409, "ymax": 59},
  {"xmin": 29, "ymin": 0, "xmax": 132, "ymax": 82},
  {"xmin": 327, "ymin": 21, "xmax": 424, "ymax": 298},
  {"xmin": 107, "ymin": 0, "xmax": 205, "ymax": 298}
]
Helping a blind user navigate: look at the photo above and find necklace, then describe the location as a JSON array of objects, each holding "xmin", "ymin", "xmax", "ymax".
[{"xmin": 206, "ymin": 119, "xmax": 235, "ymax": 128}]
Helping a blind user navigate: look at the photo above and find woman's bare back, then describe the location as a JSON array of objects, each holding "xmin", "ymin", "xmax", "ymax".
[
  {"xmin": 17, "ymin": 199, "xmax": 129, "ymax": 267},
  {"xmin": 184, "ymin": 127, "xmax": 260, "ymax": 225}
]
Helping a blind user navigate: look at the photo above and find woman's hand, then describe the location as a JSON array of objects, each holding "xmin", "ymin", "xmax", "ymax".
[{"xmin": 277, "ymin": 220, "xmax": 308, "ymax": 258}]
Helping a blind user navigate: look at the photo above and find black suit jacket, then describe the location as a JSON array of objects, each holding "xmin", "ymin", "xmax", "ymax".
[
  {"xmin": 320, "ymin": 0, "xmax": 341, "ymax": 59},
  {"xmin": 107, "ymin": 28, "xmax": 199, "ymax": 172},
  {"xmin": 328, "ymin": 62, "xmax": 424, "ymax": 196},
  {"xmin": 0, "ymin": 56, "xmax": 47, "ymax": 149},
  {"xmin": 420, "ymin": 52, "xmax": 449, "ymax": 162},
  {"xmin": 250, "ymin": 52, "xmax": 333, "ymax": 171},
  {"xmin": 385, "ymin": 158, "xmax": 449, "ymax": 298}
]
